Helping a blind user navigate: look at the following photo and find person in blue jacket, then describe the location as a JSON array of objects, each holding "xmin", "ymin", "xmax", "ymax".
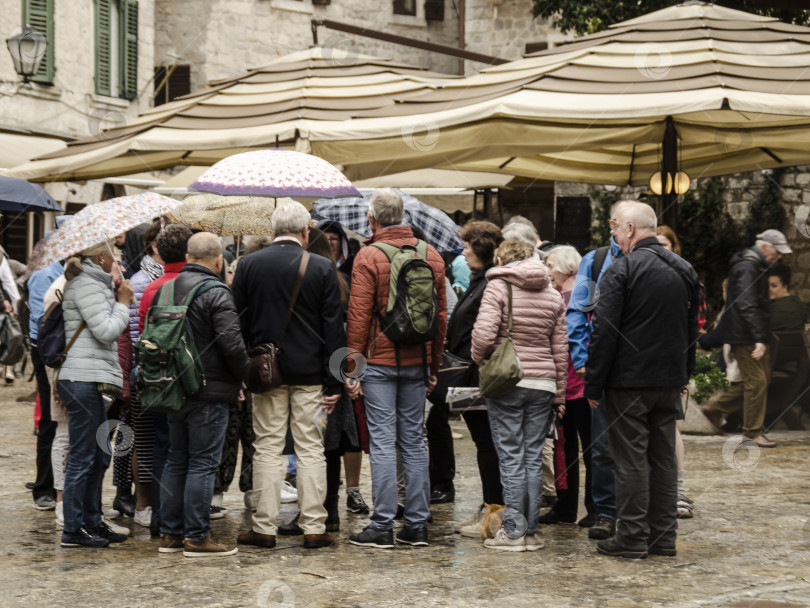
[{"xmin": 565, "ymin": 200, "xmax": 627, "ymax": 541}]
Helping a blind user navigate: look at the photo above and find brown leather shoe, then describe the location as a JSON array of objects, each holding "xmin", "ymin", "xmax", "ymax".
[
  {"xmin": 237, "ymin": 530, "xmax": 277, "ymax": 548},
  {"xmin": 303, "ymin": 532, "xmax": 336, "ymax": 549},
  {"xmin": 182, "ymin": 535, "xmax": 237, "ymax": 558},
  {"xmin": 158, "ymin": 534, "xmax": 184, "ymax": 553},
  {"xmin": 701, "ymin": 407, "xmax": 726, "ymax": 435},
  {"xmin": 744, "ymin": 435, "xmax": 777, "ymax": 448}
]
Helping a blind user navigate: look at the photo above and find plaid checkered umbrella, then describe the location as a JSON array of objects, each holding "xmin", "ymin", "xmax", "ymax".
[{"xmin": 312, "ymin": 189, "xmax": 463, "ymax": 252}]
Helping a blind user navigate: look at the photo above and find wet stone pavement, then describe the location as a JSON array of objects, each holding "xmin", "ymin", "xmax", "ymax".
[{"xmin": 2, "ymin": 379, "xmax": 810, "ymax": 608}]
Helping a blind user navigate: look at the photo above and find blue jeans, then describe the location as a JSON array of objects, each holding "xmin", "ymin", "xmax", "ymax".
[
  {"xmin": 362, "ymin": 364, "xmax": 430, "ymax": 530},
  {"xmin": 58, "ymin": 380, "xmax": 110, "ymax": 534},
  {"xmin": 487, "ymin": 387, "xmax": 553, "ymax": 537},
  {"xmin": 590, "ymin": 396, "xmax": 617, "ymax": 519},
  {"xmin": 160, "ymin": 402, "xmax": 228, "ymax": 540},
  {"xmin": 151, "ymin": 412, "xmax": 169, "ymax": 529}
]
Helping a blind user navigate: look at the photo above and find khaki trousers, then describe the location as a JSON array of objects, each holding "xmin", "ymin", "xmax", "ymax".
[
  {"xmin": 706, "ymin": 345, "xmax": 771, "ymax": 438},
  {"xmin": 251, "ymin": 385, "xmax": 326, "ymax": 535}
]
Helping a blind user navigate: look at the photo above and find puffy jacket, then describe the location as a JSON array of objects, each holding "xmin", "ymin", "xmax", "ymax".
[
  {"xmin": 168, "ymin": 263, "xmax": 249, "ymax": 403},
  {"xmin": 566, "ymin": 237, "xmax": 623, "ymax": 370},
  {"xmin": 585, "ymin": 237, "xmax": 700, "ymax": 399},
  {"xmin": 698, "ymin": 247, "xmax": 770, "ymax": 349},
  {"xmin": 139, "ymin": 262, "xmax": 185, "ymax": 333},
  {"xmin": 129, "ymin": 267, "xmax": 154, "ymax": 345},
  {"xmin": 470, "ymin": 259, "xmax": 568, "ymax": 405},
  {"xmin": 60, "ymin": 259, "xmax": 129, "ymax": 387},
  {"xmin": 346, "ymin": 226, "xmax": 448, "ymax": 375}
]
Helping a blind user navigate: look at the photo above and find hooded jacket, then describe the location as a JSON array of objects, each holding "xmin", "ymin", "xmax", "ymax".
[{"xmin": 470, "ymin": 258, "xmax": 568, "ymax": 405}]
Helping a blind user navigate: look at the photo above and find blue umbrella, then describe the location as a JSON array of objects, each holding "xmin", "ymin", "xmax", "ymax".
[{"xmin": 0, "ymin": 175, "xmax": 62, "ymax": 212}]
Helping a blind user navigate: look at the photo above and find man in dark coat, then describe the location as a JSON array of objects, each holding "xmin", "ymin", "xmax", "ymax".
[
  {"xmin": 156, "ymin": 232, "xmax": 249, "ymax": 558},
  {"xmin": 585, "ymin": 201, "xmax": 700, "ymax": 559},
  {"xmin": 698, "ymin": 229, "xmax": 792, "ymax": 448}
]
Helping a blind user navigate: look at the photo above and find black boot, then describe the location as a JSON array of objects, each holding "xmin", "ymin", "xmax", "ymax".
[
  {"xmin": 325, "ymin": 494, "xmax": 340, "ymax": 532},
  {"xmin": 113, "ymin": 488, "xmax": 135, "ymax": 518}
]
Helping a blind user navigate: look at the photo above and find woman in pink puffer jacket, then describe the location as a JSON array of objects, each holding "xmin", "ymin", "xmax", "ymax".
[{"xmin": 471, "ymin": 240, "xmax": 568, "ymax": 552}]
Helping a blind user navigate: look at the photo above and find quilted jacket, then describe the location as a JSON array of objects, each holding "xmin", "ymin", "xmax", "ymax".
[
  {"xmin": 470, "ymin": 259, "xmax": 568, "ymax": 405},
  {"xmin": 346, "ymin": 225, "xmax": 447, "ymax": 375},
  {"xmin": 60, "ymin": 259, "xmax": 129, "ymax": 387}
]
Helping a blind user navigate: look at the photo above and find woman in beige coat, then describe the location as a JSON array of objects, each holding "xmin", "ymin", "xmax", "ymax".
[{"xmin": 471, "ymin": 240, "xmax": 568, "ymax": 552}]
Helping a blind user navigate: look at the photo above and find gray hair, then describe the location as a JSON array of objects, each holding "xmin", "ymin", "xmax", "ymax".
[
  {"xmin": 502, "ymin": 223, "xmax": 538, "ymax": 249},
  {"xmin": 618, "ymin": 200, "xmax": 657, "ymax": 231},
  {"xmin": 368, "ymin": 188, "xmax": 404, "ymax": 227},
  {"xmin": 546, "ymin": 245, "xmax": 582, "ymax": 277},
  {"xmin": 187, "ymin": 232, "xmax": 222, "ymax": 261},
  {"xmin": 272, "ymin": 200, "xmax": 311, "ymax": 235},
  {"xmin": 504, "ymin": 215, "xmax": 538, "ymax": 233}
]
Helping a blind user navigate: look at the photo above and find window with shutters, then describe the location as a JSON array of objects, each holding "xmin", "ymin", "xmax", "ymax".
[
  {"xmin": 95, "ymin": 0, "xmax": 113, "ymax": 95},
  {"xmin": 95, "ymin": 0, "xmax": 138, "ymax": 100},
  {"xmin": 393, "ymin": 0, "xmax": 416, "ymax": 15},
  {"xmin": 153, "ymin": 64, "xmax": 190, "ymax": 106},
  {"xmin": 22, "ymin": 0, "xmax": 54, "ymax": 84},
  {"xmin": 119, "ymin": 0, "xmax": 138, "ymax": 100}
]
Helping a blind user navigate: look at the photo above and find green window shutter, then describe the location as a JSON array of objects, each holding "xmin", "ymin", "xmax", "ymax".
[
  {"xmin": 22, "ymin": 0, "xmax": 54, "ymax": 84},
  {"xmin": 119, "ymin": 0, "xmax": 138, "ymax": 100},
  {"xmin": 95, "ymin": 0, "xmax": 112, "ymax": 96}
]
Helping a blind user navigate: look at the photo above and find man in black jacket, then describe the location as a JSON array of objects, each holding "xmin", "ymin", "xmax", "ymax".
[
  {"xmin": 585, "ymin": 201, "xmax": 700, "ymax": 559},
  {"xmin": 698, "ymin": 229, "xmax": 792, "ymax": 448},
  {"xmin": 157, "ymin": 232, "xmax": 249, "ymax": 558},
  {"xmin": 233, "ymin": 201, "xmax": 344, "ymax": 551}
]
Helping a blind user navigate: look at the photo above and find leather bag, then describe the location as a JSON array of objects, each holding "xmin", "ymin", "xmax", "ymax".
[{"xmin": 478, "ymin": 283, "xmax": 523, "ymax": 398}]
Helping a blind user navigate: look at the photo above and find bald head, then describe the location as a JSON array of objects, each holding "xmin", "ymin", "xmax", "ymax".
[
  {"xmin": 614, "ymin": 201, "xmax": 658, "ymax": 253},
  {"xmin": 187, "ymin": 232, "xmax": 224, "ymax": 274}
]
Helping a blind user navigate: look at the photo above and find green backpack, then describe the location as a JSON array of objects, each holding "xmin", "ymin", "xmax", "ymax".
[
  {"xmin": 135, "ymin": 278, "xmax": 224, "ymax": 413},
  {"xmin": 372, "ymin": 240, "xmax": 440, "ymax": 346}
]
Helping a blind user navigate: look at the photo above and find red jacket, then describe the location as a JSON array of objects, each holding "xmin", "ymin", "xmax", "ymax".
[
  {"xmin": 138, "ymin": 262, "xmax": 186, "ymax": 333},
  {"xmin": 346, "ymin": 226, "xmax": 447, "ymax": 375}
]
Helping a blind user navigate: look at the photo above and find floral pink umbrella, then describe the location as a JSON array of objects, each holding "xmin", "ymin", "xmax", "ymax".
[
  {"xmin": 189, "ymin": 149, "xmax": 360, "ymax": 198},
  {"xmin": 26, "ymin": 192, "xmax": 182, "ymax": 274}
]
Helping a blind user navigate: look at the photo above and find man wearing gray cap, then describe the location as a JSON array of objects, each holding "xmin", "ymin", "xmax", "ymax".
[{"xmin": 698, "ymin": 229, "xmax": 792, "ymax": 448}]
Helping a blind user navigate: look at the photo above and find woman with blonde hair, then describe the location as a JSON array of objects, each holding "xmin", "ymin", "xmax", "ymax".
[
  {"xmin": 58, "ymin": 240, "xmax": 133, "ymax": 548},
  {"xmin": 471, "ymin": 239, "xmax": 568, "ymax": 551}
]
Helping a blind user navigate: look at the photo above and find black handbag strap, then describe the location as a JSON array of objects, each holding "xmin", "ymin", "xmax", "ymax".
[{"xmin": 280, "ymin": 251, "xmax": 310, "ymax": 343}]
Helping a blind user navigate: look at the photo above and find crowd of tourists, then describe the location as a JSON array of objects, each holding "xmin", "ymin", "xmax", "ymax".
[{"xmin": 19, "ymin": 189, "xmax": 803, "ymax": 559}]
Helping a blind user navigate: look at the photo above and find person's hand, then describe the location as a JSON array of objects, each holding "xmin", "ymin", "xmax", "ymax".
[
  {"xmin": 588, "ymin": 399, "xmax": 600, "ymax": 409},
  {"xmin": 557, "ymin": 404, "xmax": 566, "ymax": 419},
  {"xmin": 751, "ymin": 343, "xmax": 766, "ymax": 360},
  {"xmin": 117, "ymin": 279, "xmax": 134, "ymax": 304},
  {"xmin": 1, "ymin": 300, "xmax": 11, "ymax": 314},
  {"xmin": 426, "ymin": 375, "xmax": 438, "ymax": 395},
  {"xmin": 576, "ymin": 367, "xmax": 586, "ymax": 379},
  {"xmin": 322, "ymin": 393, "xmax": 340, "ymax": 414},
  {"xmin": 345, "ymin": 378, "xmax": 363, "ymax": 399}
]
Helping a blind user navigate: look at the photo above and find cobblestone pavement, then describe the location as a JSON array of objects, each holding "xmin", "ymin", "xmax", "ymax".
[{"xmin": 2, "ymin": 379, "xmax": 810, "ymax": 608}]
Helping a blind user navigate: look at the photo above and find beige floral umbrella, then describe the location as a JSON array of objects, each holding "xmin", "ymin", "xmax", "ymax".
[{"xmin": 167, "ymin": 193, "xmax": 294, "ymax": 236}]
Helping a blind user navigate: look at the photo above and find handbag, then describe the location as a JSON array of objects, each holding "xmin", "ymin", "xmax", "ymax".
[
  {"xmin": 0, "ymin": 313, "xmax": 25, "ymax": 366},
  {"xmin": 430, "ymin": 350, "xmax": 474, "ymax": 406},
  {"xmin": 245, "ymin": 251, "xmax": 310, "ymax": 393},
  {"xmin": 478, "ymin": 283, "xmax": 523, "ymax": 398}
]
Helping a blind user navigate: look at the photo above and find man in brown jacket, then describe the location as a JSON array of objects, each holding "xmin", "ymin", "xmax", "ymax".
[{"xmin": 345, "ymin": 188, "xmax": 447, "ymax": 549}]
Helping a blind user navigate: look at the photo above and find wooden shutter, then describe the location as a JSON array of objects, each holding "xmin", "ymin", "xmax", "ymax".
[
  {"xmin": 95, "ymin": 0, "xmax": 112, "ymax": 96},
  {"xmin": 22, "ymin": 0, "xmax": 54, "ymax": 84},
  {"xmin": 119, "ymin": 0, "xmax": 138, "ymax": 100},
  {"xmin": 393, "ymin": 0, "xmax": 416, "ymax": 16}
]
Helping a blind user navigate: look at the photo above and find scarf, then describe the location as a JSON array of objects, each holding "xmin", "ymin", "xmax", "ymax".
[{"xmin": 140, "ymin": 254, "xmax": 164, "ymax": 282}]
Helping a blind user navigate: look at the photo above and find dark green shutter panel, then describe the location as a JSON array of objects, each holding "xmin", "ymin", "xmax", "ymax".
[
  {"xmin": 95, "ymin": 0, "xmax": 112, "ymax": 96},
  {"xmin": 22, "ymin": 0, "xmax": 54, "ymax": 84},
  {"xmin": 119, "ymin": 0, "xmax": 138, "ymax": 100}
]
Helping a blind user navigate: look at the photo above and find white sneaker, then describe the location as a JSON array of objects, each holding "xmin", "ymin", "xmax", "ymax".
[
  {"xmin": 459, "ymin": 520, "xmax": 484, "ymax": 538},
  {"xmin": 281, "ymin": 481, "xmax": 298, "ymax": 504},
  {"xmin": 525, "ymin": 534, "xmax": 545, "ymax": 551},
  {"xmin": 102, "ymin": 506, "xmax": 120, "ymax": 519},
  {"xmin": 483, "ymin": 528, "xmax": 526, "ymax": 552},
  {"xmin": 211, "ymin": 493, "xmax": 224, "ymax": 508},
  {"xmin": 243, "ymin": 490, "xmax": 256, "ymax": 511},
  {"xmin": 134, "ymin": 506, "xmax": 152, "ymax": 527},
  {"xmin": 55, "ymin": 501, "xmax": 63, "ymax": 528},
  {"xmin": 455, "ymin": 505, "xmax": 484, "ymax": 533},
  {"xmin": 103, "ymin": 516, "xmax": 130, "ymax": 536}
]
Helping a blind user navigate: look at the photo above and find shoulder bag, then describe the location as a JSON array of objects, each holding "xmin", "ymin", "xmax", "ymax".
[{"xmin": 478, "ymin": 283, "xmax": 523, "ymax": 398}]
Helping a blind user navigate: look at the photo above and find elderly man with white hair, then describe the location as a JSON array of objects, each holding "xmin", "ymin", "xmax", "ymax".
[
  {"xmin": 233, "ymin": 201, "xmax": 345, "ymax": 551},
  {"xmin": 585, "ymin": 201, "xmax": 700, "ymax": 559},
  {"xmin": 698, "ymin": 228, "xmax": 792, "ymax": 448}
]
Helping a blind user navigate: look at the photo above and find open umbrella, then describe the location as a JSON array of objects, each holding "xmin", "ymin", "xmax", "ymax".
[
  {"xmin": 26, "ymin": 192, "xmax": 181, "ymax": 273},
  {"xmin": 312, "ymin": 189, "xmax": 463, "ymax": 252},
  {"xmin": 0, "ymin": 175, "xmax": 62, "ymax": 212},
  {"xmin": 190, "ymin": 149, "xmax": 360, "ymax": 199},
  {"xmin": 168, "ymin": 194, "xmax": 297, "ymax": 236}
]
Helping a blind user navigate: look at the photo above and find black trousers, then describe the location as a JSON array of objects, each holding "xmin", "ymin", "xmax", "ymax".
[
  {"xmin": 31, "ymin": 345, "xmax": 56, "ymax": 500},
  {"xmin": 462, "ymin": 409, "xmax": 503, "ymax": 505},
  {"xmin": 556, "ymin": 398, "xmax": 594, "ymax": 517},
  {"xmin": 606, "ymin": 387, "xmax": 679, "ymax": 551},
  {"xmin": 426, "ymin": 399, "xmax": 455, "ymax": 491}
]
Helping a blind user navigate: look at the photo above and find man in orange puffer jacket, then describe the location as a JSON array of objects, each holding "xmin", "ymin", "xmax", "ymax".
[{"xmin": 345, "ymin": 188, "xmax": 447, "ymax": 550}]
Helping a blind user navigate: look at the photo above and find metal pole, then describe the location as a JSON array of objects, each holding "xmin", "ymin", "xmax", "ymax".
[{"xmin": 661, "ymin": 116, "xmax": 678, "ymax": 231}]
